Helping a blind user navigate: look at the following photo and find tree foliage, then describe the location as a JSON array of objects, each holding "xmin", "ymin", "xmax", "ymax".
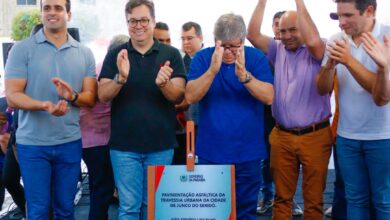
[
  {"xmin": 69, "ymin": 5, "xmax": 100, "ymax": 43},
  {"xmin": 11, "ymin": 9, "xmax": 41, "ymax": 41}
]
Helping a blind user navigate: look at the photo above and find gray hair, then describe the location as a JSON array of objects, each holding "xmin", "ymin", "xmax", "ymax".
[
  {"xmin": 213, "ymin": 13, "xmax": 246, "ymax": 42},
  {"xmin": 108, "ymin": 34, "xmax": 130, "ymax": 51}
]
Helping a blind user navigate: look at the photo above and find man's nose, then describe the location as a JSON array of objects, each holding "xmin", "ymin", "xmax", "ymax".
[
  {"xmin": 283, "ymin": 31, "xmax": 292, "ymax": 39},
  {"xmin": 338, "ymin": 18, "xmax": 347, "ymax": 29}
]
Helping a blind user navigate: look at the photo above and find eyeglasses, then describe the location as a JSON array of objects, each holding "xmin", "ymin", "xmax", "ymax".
[
  {"xmin": 221, "ymin": 44, "xmax": 241, "ymax": 52},
  {"xmin": 127, "ymin": 18, "xmax": 150, "ymax": 27},
  {"xmin": 181, "ymin": 36, "xmax": 196, "ymax": 42}
]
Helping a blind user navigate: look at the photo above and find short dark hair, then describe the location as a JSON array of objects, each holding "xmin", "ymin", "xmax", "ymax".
[
  {"xmin": 333, "ymin": 0, "xmax": 376, "ymax": 14},
  {"xmin": 40, "ymin": 0, "xmax": 71, "ymax": 13},
  {"xmin": 182, "ymin": 21, "xmax": 202, "ymax": 36},
  {"xmin": 273, "ymin": 11, "xmax": 286, "ymax": 22},
  {"xmin": 125, "ymin": 0, "xmax": 155, "ymax": 20},
  {"xmin": 155, "ymin": 22, "xmax": 169, "ymax": 31}
]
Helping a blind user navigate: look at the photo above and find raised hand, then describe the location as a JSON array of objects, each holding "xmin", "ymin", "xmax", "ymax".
[
  {"xmin": 52, "ymin": 77, "xmax": 74, "ymax": 101},
  {"xmin": 116, "ymin": 49, "xmax": 130, "ymax": 80},
  {"xmin": 42, "ymin": 100, "xmax": 69, "ymax": 116},
  {"xmin": 327, "ymin": 39, "xmax": 353, "ymax": 66},
  {"xmin": 362, "ymin": 33, "xmax": 390, "ymax": 71},
  {"xmin": 209, "ymin": 41, "xmax": 224, "ymax": 75},
  {"xmin": 155, "ymin": 60, "xmax": 173, "ymax": 88},
  {"xmin": 235, "ymin": 45, "xmax": 247, "ymax": 80}
]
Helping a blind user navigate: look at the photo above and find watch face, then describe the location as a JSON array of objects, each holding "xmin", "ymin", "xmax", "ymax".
[
  {"xmin": 115, "ymin": 74, "xmax": 126, "ymax": 85},
  {"xmin": 241, "ymin": 73, "xmax": 252, "ymax": 84}
]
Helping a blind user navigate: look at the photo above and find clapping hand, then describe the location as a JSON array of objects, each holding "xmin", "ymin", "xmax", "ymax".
[
  {"xmin": 209, "ymin": 41, "xmax": 224, "ymax": 75},
  {"xmin": 52, "ymin": 77, "xmax": 74, "ymax": 101},
  {"xmin": 156, "ymin": 61, "xmax": 173, "ymax": 88},
  {"xmin": 327, "ymin": 39, "xmax": 353, "ymax": 66},
  {"xmin": 42, "ymin": 100, "xmax": 69, "ymax": 116},
  {"xmin": 116, "ymin": 49, "xmax": 130, "ymax": 80},
  {"xmin": 362, "ymin": 33, "xmax": 390, "ymax": 71},
  {"xmin": 235, "ymin": 46, "xmax": 247, "ymax": 80}
]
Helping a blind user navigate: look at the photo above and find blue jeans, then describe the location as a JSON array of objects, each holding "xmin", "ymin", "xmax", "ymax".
[
  {"xmin": 82, "ymin": 145, "xmax": 114, "ymax": 220},
  {"xmin": 336, "ymin": 136, "xmax": 390, "ymax": 220},
  {"xmin": 198, "ymin": 157, "xmax": 262, "ymax": 220},
  {"xmin": 110, "ymin": 149, "xmax": 173, "ymax": 220},
  {"xmin": 17, "ymin": 139, "xmax": 82, "ymax": 220},
  {"xmin": 332, "ymin": 144, "xmax": 347, "ymax": 220}
]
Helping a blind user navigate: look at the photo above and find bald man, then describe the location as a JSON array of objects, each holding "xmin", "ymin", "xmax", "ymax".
[{"xmin": 248, "ymin": 0, "xmax": 332, "ymax": 219}]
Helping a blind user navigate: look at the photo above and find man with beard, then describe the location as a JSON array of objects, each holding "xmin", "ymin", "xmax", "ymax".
[{"xmin": 4, "ymin": 0, "xmax": 97, "ymax": 218}]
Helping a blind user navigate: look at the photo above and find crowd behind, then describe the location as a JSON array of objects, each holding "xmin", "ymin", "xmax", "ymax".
[{"xmin": 0, "ymin": 0, "xmax": 389, "ymax": 220}]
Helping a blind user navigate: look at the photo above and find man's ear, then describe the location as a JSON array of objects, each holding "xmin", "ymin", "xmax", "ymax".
[
  {"xmin": 365, "ymin": 5, "xmax": 375, "ymax": 18},
  {"xmin": 67, "ymin": 11, "xmax": 72, "ymax": 21}
]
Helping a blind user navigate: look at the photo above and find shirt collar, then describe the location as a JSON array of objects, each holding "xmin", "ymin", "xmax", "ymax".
[
  {"xmin": 284, "ymin": 43, "xmax": 307, "ymax": 53},
  {"xmin": 127, "ymin": 38, "xmax": 160, "ymax": 55},
  {"xmin": 34, "ymin": 28, "xmax": 79, "ymax": 48}
]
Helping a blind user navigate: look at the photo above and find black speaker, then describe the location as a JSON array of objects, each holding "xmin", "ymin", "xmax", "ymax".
[
  {"xmin": 68, "ymin": 28, "xmax": 80, "ymax": 42},
  {"xmin": 2, "ymin": 42, "xmax": 14, "ymax": 69}
]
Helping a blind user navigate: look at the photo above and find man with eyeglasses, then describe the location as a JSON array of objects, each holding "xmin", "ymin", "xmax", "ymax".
[
  {"xmin": 181, "ymin": 22, "xmax": 204, "ymax": 72},
  {"xmin": 185, "ymin": 13, "xmax": 274, "ymax": 220},
  {"xmin": 170, "ymin": 21, "xmax": 204, "ymax": 165},
  {"xmin": 247, "ymin": 0, "xmax": 332, "ymax": 219},
  {"xmin": 97, "ymin": 0, "xmax": 186, "ymax": 219}
]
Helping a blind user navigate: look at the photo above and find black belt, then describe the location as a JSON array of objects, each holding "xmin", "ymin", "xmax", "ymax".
[{"xmin": 276, "ymin": 120, "xmax": 330, "ymax": 136}]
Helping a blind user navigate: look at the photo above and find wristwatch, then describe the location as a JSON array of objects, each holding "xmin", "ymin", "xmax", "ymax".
[
  {"xmin": 240, "ymin": 72, "xmax": 252, "ymax": 84},
  {"xmin": 114, "ymin": 73, "xmax": 127, "ymax": 85},
  {"xmin": 70, "ymin": 90, "xmax": 78, "ymax": 104}
]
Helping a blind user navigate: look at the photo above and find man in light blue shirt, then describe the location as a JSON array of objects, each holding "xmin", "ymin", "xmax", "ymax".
[{"xmin": 4, "ymin": 0, "xmax": 97, "ymax": 219}]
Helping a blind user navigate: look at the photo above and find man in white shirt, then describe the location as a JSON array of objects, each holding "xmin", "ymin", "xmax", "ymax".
[{"xmin": 317, "ymin": 0, "xmax": 390, "ymax": 219}]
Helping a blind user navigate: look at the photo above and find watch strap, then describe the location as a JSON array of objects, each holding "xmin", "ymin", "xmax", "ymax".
[
  {"xmin": 240, "ymin": 72, "xmax": 252, "ymax": 84},
  {"xmin": 70, "ymin": 90, "xmax": 78, "ymax": 104},
  {"xmin": 114, "ymin": 73, "xmax": 126, "ymax": 85}
]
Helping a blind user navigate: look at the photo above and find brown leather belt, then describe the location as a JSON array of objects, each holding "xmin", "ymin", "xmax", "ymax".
[{"xmin": 276, "ymin": 120, "xmax": 330, "ymax": 136}]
